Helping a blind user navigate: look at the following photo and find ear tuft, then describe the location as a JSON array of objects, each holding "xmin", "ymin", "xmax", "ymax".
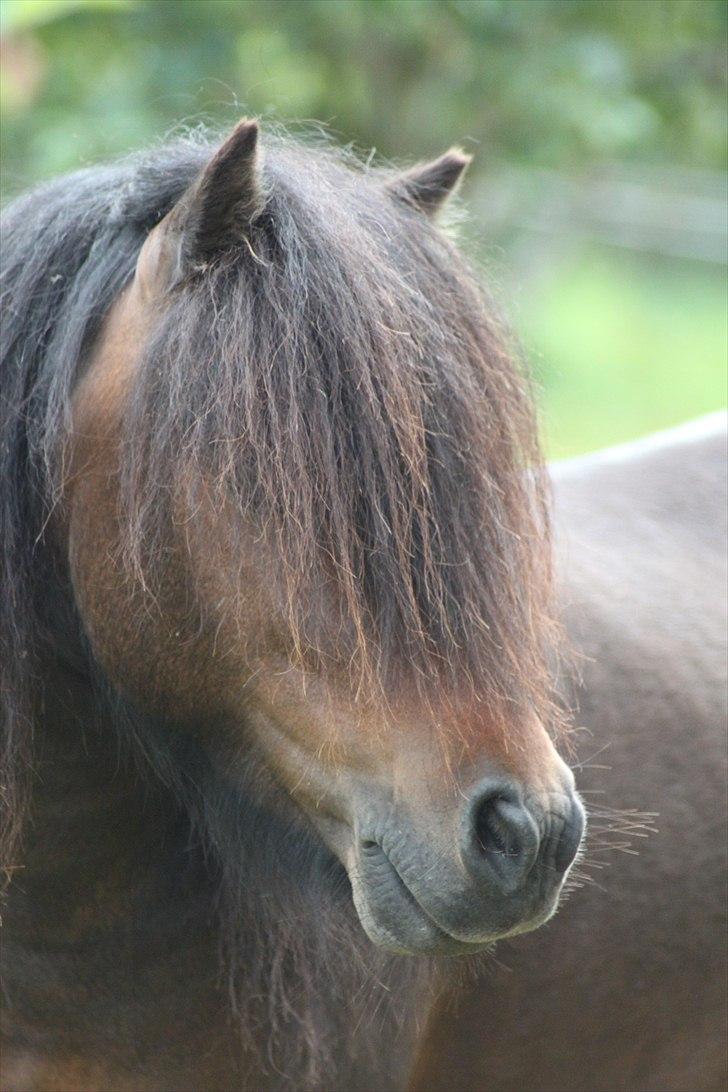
[
  {"xmin": 175, "ymin": 118, "xmax": 264, "ymax": 266},
  {"xmin": 388, "ymin": 149, "xmax": 472, "ymax": 217}
]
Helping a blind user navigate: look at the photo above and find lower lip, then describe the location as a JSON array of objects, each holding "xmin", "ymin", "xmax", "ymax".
[
  {"xmin": 356, "ymin": 842, "xmax": 493, "ymax": 954},
  {"xmin": 355, "ymin": 840, "xmax": 561, "ymax": 954}
]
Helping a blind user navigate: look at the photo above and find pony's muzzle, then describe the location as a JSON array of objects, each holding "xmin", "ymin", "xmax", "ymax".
[{"xmin": 349, "ymin": 774, "xmax": 585, "ymax": 955}]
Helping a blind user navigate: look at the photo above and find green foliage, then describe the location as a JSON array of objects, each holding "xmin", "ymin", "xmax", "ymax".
[
  {"xmin": 1, "ymin": 0, "xmax": 725, "ymax": 453},
  {"xmin": 2, "ymin": 0, "xmax": 725, "ymax": 190},
  {"xmin": 0, "ymin": 0, "xmax": 135, "ymax": 34}
]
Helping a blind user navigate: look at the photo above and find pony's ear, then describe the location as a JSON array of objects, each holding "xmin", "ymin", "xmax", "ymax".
[
  {"xmin": 136, "ymin": 118, "xmax": 263, "ymax": 296},
  {"xmin": 387, "ymin": 149, "xmax": 471, "ymax": 217},
  {"xmin": 175, "ymin": 118, "xmax": 263, "ymax": 260}
]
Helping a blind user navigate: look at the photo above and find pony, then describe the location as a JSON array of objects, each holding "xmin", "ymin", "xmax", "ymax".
[
  {"xmin": 2, "ymin": 116, "xmax": 585, "ymax": 1091},
  {"xmin": 1, "ymin": 117, "xmax": 586, "ymax": 1090}
]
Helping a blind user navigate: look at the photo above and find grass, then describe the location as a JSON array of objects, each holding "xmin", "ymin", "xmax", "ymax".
[{"xmin": 513, "ymin": 245, "xmax": 727, "ymax": 458}]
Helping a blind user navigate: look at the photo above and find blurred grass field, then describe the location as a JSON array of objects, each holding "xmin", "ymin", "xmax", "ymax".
[{"xmin": 522, "ymin": 246, "xmax": 727, "ymax": 457}]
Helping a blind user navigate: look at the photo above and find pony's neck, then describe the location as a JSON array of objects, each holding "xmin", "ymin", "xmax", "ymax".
[
  {"xmin": 12, "ymin": 662, "xmax": 200, "ymax": 936},
  {"xmin": 2, "ymin": 658, "xmax": 427, "ymax": 1090},
  {"xmin": 2, "ymin": 658, "xmax": 251, "ymax": 1090}
]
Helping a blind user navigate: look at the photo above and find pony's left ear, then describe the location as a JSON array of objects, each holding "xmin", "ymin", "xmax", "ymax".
[
  {"xmin": 136, "ymin": 118, "xmax": 263, "ymax": 297},
  {"xmin": 174, "ymin": 118, "xmax": 263, "ymax": 262},
  {"xmin": 387, "ymin": 149, "xmax": 472, "ymax": 217}
]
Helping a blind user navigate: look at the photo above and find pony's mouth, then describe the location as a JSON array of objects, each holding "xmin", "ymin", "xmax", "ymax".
[
  {"xmin": 350, "ymin": 841, "xmax": 495, "ymax": 955},
  {"xmin": 349, "ymin": 836, "xmax": 563, "ymax": 956}
]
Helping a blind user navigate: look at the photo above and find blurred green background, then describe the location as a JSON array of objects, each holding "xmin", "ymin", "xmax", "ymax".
[{"xmin": 1, "ymin": 0, "xmax": 725, "ymax": 456}]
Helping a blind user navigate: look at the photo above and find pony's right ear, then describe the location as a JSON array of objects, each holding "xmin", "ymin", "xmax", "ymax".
[
  {"xmin": 387, "ymin": 149, "xmax": 471, "ymax": 217},
  {"xmin": 135, "ymin": 119, "xmax": 263, "ymax": 297}
]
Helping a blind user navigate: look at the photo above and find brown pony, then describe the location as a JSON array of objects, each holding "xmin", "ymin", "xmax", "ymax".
[{"xmin": 2, "ymin": 119, "xmax": 585, "ymax": 1090}]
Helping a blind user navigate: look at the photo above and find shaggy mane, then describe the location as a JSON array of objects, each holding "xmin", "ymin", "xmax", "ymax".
[{"xmin": 1, "ymin": 127, "xmax": 559, "ymax": 886}]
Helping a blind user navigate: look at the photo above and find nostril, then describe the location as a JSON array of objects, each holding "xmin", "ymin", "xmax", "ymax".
[
  {"xmin": 476, "ymin": 796, "xmax": 521, "ymax": 861},
  {"xmin": 464, "ymin": 780, "xmax": 541, "ymax": 891},
  {"xmin": 552, "ymin": 796, "xmax": 586, "ymax": 873}
]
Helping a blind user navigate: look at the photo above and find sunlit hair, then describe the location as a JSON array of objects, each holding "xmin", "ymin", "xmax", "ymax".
[{"xmin": 125, "ymin": 136, "xmax": 560, "ymax": 717}]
